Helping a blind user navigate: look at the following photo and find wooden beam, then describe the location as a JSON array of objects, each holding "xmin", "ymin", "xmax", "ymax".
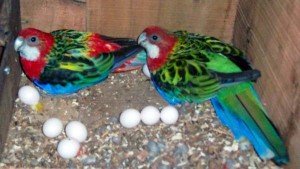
[{"xmin": 0, "ymin": 0, "xmax": 21, "ymax": 154}]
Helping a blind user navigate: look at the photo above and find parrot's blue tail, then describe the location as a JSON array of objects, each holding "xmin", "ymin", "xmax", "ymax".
[
  {"xmin": 210, "ymin": 85, "xmax": 289, "ymax": 165},
  {"xmin": 112, "ymin": 45, "xmax": 144, "ymax": 70}
]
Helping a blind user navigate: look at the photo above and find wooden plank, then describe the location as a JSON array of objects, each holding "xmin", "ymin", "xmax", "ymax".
[
  {"xmin": 233, "ymin": 0, "xmax": 300, "ymax": 168},
  {"xmin": 0, "ymin": 0, "xmax": 21, "ymax": 154},
  {"xmin": 20, "ymin": 0, "xmax": 86, "ymax": 31},
  {"xmin": 87, "ymin": 0, "xmax": 239, "ymax": 41},
  {"xmin": 0, "ymin": 2, "xmax": 4, "ymax": 12},
  {"xmin": 20, "ymin": 0, "xmax": 238, "ymax": 40}
]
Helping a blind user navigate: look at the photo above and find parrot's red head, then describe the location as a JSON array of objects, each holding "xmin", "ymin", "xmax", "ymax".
[
  {"xmin": 14, "ymin": 28, "xmax": 54, "ymax": 80},
  {"xmin": 138, "ymin": 26, "xmax": 177, "ymax": 71}
]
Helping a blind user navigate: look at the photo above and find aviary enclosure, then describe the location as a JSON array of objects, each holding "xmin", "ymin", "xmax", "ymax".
[{"xmin": 0, "ymin": 0, "xmax": 299, "ymax": 168}]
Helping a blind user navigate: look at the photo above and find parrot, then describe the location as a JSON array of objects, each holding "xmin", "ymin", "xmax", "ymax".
[
  {"xmin": 14, "ymin": 28, "xmax": 144, "ymax": 95},
  {"xmin": 137, "ymin": 26, "xmax": 289, "ymax": 165}
]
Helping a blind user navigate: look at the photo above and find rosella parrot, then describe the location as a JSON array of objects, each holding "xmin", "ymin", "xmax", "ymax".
[
  {"xmin": 137, "ymin": 26, "xmax": 289, "ymax": 165},
  {"xmin": 14, "ymin": 28, "xmax": 144, "ymax": 95}
]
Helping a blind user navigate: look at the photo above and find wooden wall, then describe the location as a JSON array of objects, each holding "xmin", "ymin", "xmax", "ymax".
[
  {"xmin": 20, "ymin": 0, "xmax": 239, "ymax": 41},
  {"xmin": 20, "ymin": 0, "xmax": 86, "ymax": 31},
  {"xmin": 18, "ymin": 0, "xmax": 300, "ymax": 168},
  {"xmin": 233, "ymin": 0, "xmax": 300, "ymax": 168}
]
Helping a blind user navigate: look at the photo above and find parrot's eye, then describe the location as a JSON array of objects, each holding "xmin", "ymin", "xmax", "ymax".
[
  {"xmin": 31, "ymin": 37, "xmax": 36, "ymax": 42},
  {"xmin": 150, "ymin": 34, "xmax": 160, "ymax": 42},
  {"xmin": 28, "ymin": 36, "xmax": 39, "ymax": 44}
]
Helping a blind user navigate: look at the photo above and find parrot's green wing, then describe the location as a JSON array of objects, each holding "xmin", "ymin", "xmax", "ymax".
[
  {"xmin": 39, "ymin": 30, "xmax": 114, "ymax": 86},
  {"xmin": 152, "ymin": 31, "xmax": 260, "ymax": 103},
  {"xmin": 173, "ymin": 30, "xmax": 253, "ymax": 72},
  {"xmin": 40, "ymin": 52, "xmax": 114, "ymax": 86}
]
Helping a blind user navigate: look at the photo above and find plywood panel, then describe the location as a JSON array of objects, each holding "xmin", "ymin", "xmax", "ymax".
[
  {"xmin": 87, "ymin": 0, "xmax": 238, "ymax": 41},
  {"xmin": 20, "ymin": 0, "xmax": 86, "ymax": 31},
  {"xmin": 233, "ymin": 0, "xmax": 300, "ymax": 168}
]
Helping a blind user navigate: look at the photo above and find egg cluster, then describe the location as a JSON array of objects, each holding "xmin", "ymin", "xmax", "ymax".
[
  {"xmin": 18, "ymin": 86, "xmax": 87, "ymax": 159},
  {"xmin": 17, "ymin": 85, "xmax": 178, "ymax": 159},
  {"xmin": 119, "ymin": 105, "xmax": 179, "ymax": 128},
  {"xmin": 42, "ymin": 118, "xmax": 88, "ymax": 159}
]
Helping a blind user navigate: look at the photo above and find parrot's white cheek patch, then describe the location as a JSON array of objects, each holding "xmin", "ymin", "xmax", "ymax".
[
  {"xmin": 144, "ymin": 43, "xmax": 160, "ymax": 59},
  {"xmin": 138, "ymin": 33, "xmax": 159, "ymax": 59},
  {"xmin": 20, "ymin": 46, "xmax": 40, "ymax": 61}
]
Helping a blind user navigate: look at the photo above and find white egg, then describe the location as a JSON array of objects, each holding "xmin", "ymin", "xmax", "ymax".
[
  {"xmin": 57, "ymin": 138, "xmax": 81, "ymax": 159},
  {"xmin": 18, "ymin": 85, "xmax": 40, "ymax": 106},
  {"xmin": 65, "ymin": 121, "xmax": 88, "ymax": 143},
  {"xmin": 42, "ymin": 118, "xmax": 63, "ymax": 138},
  {"xmin": 140, "ymin": 106, "xmax": 160, "ymax": 125},
  {"xmin": 160, "ymin": 105, "xmax": 179, "ymax": 125},
  {"xmin": 120, "ymin": 108, "xmax": 141, "ymax": 128},
  {"xmin": 142, "ymin": 64, "xmax": 151, "ymax": 78}
]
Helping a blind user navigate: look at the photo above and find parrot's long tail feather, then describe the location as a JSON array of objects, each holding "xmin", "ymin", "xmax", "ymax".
[
  {"xmin": 210, "ymin": 85, "xmax": 289, "ymax": 165},
  {"xmin": 111, "ymin": 45, "xmax": 144, "ymax": 69},
  {"xmin": 113, "ymin": 50, "xmax": 147, "ymax": 73},
  {"xmin": 100, "ymin": 35, "xmax": 137, "ymax": 47},
  {"xmin": 216, "ymin": 69, "xmax": 261, "ymax": 84}
]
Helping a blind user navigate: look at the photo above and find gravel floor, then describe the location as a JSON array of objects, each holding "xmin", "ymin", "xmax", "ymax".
[{"xmin": 0, "ymin": 69, "xmax": 282, "ymax": 169}]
